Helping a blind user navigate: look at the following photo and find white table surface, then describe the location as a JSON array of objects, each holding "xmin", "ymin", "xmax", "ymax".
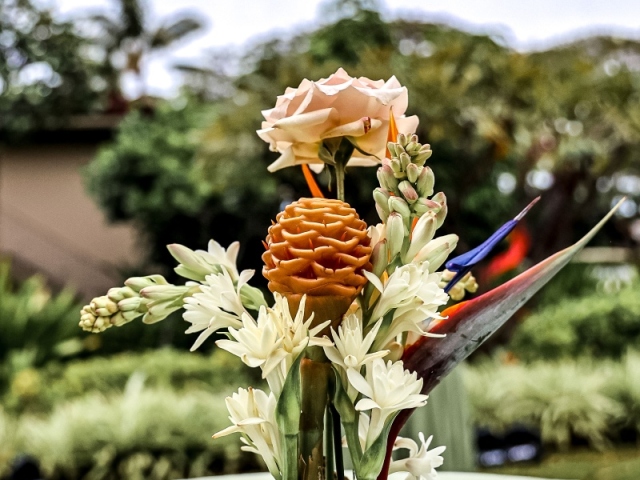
[{"xmin": 196, "ymin": 472, "xmax": 569, "ymax": 480}]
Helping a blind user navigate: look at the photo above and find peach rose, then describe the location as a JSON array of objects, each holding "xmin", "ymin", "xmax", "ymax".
[{"xmin": 257, "ymin": 68, "xmax": 419, "ymax": 172}]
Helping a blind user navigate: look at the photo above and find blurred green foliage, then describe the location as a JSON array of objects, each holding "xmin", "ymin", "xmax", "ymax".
[
  {"xmin": 510, "ymin": 283, "xmax": 640, "ymax": 361},
  {"xmin": 85, "ymin": 98, "xmax": 279, "ymax": 276},
  {"xmin": 15, "ymin": 382, "xmax": 258, "ymax": 479},
  {"xmin": 2, "ymin": 348, "xmax": 640, "ymax": 478},
  {"xmin": 2, "ymin": 348, "xmax": 259, "ymax": 414},
  {"xmin": 0, "ymin": 262, "xmax": 84, "ymax": 389},
  {"xmin": 87, "ymin": 0, "xmax": 203, "ymax": 98},
  {"xmin": 0, "ymin": 408, "xmax": 16, "ymax": 479},
  {"xmin": 0, "ymin": 0, "xmax": 110, "ymax": 137},
  {"xmin": 482, "ymin": 447, "xmax": 640, "ymax": 480},
  {"xmin": 0, "ymin": 349, "xmax": 265, "ymax": 479},
  {"xmin": 84, "ymin": 0, "xmax": 639, "ymax": 283},
  {"xmin": 463, "ymin": 351, "xmax": 640, "ymax": 450}
]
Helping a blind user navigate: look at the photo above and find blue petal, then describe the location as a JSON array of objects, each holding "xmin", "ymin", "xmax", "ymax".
[
  {"xmin": 444, "ymin": 197, "xmax": 540, "ymax": 293},
  {"xmin": 446, "ymin": 220, "xmax": 517, "ymax": 272}
]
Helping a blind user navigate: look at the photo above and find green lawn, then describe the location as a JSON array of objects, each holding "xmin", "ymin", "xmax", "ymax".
[{"xmin": 480, "ymin": 447, "xmax": 640, "ymax": 479}]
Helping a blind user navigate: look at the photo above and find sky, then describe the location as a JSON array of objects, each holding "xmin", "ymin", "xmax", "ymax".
[{"xmin": 49, "ymin": 0, "xmax": 640, "ymax": 97}]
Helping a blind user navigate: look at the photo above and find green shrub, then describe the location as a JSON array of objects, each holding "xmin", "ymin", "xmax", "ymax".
[
  {"xmin": 16, "ymin": 378, "xmax": 261, "ymax": 480},
  {"xmin": 602, "ymin": 351, "xmax": 640, "ymax": 435},
  {"xmin": 509, "ymin": 285, "xmax": 640, "ymax": 361},
  {"xmin": 0, "ymin": 263, "xmax": 84, "ymax": 389},
  {"xmin": 3, "ymin": 348, "xmax": 260, "ymax": 414},
  {"xmin": 0, "ymin": 408, "xmax": 17, "ymax": 478},
  {"xmin": 463, "ymin": 354, "xmax": 640, "ymax": 450}
]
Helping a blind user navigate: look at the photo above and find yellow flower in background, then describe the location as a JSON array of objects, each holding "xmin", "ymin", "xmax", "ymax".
[{"xmin": 258, "ymin": 68, "xmax": 419, "ymax": 172}]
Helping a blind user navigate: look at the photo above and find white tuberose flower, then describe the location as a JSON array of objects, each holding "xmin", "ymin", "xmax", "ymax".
[
  {"xmin": 368, "ymin": 223, "xmax": 386, "ymax": 248},
  {"xmin": 347, "ymin": 359, "xmax": 427, "ymax": 449},
  {"xmin": 324, "ymin": 313, "xmax": 388, "ymax": 401},
  {"xmin": 214, "ymin": 387, "xmax": 281, "ymax": 478},
  {"xmin": 390, "ymin": 433, "xmax": 446, "ymax": 480},
  {"xmin": 216, "ymin": 309, "xmax": 286, "ymax": 373},
  {"xmin": 364, "ymin": 263, "xmax": 448, "ymax": 350},
  {"xmin": 169, "ymin": 240, "xmax": 241, "ymax": 282},
  {"xmin": 218, "ymin": 293, "xmax": 331, "ymax": 396},
  {"xmin": 324, "ymin": 314, "xmax": 387, "ymax": 370},
  {"xmin": 182, "ymin": 269, "xmax": 254, "ymax": 351}
]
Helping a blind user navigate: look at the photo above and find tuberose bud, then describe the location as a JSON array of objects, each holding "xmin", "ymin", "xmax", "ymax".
[
  {"xmin": 416, "ymin": 166, "xmax": 435, "ymax": 197},
  {"xmin": 413, "ymin": 146, "xmax": 432, "ymax": 166},
  {"xmin": 406, "ymin": 163, "xmax": 420, "ymax": 183},
  {"xmin": 412, "ymin": 198, "xmax": 440, "ymax": 215},
  {"xmin": 377, "ymin": 164, "xmax": 398, "ymax": 191},
  {"xmin": 388, "ymin": 196, "xmax": 411, "ymax": 227},
  {"xmin": 387, "ymin": 142, "xmax": 398, "ymax": 158},
  {"xmin": 373, "ymin": 188, "xmax": 391, "ymax": 216},
  {"xmin": 399, "ymin": 152, "xmax": 411, "ymax": 170},
  {"xmin": 413, "ymin": 234, "xmax": 459, "ymax": 271},
  {"xmin": 404, "ymin": 212, "xmax": 437, "ymax": 262},
  {"xmin": 386, "ymin": 212, "xmax": 406, "ymax": 259},
  {"xmin": 371, "ymin": 240, "xmax": 389, "ymax": 277},
  {"xmin": 398, "ymin": 181, "xmax": 419, "ymax": 204},
  {"xmin": 431, "ymin": 192, "xmax": 448, "ymax": 228}
]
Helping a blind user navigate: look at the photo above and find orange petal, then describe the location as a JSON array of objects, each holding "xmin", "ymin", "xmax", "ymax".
[
  {"xmin": 302, "ymin": 164, "xmax": 325, "ymax": 198},
  {"xmin": 410, "ymin": 216, "xmax": 419, "ymax": 236},
  {"xmin": 385, "ymin": 107, "xmax": 399, "ymax": 159}
]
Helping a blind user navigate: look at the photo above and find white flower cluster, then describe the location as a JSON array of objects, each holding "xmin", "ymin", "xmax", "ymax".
[
  {"xmin": 217, "ymin": 294, "xmax": 331, "ymax": 396},
  {"xmin": 391, "ymin": 433, "xmax": 446, "ymax": 480},
  {"xmin": 160, "ymin": 236, "xmax": 447, "ymax": 480},
  {"xmin": 96, "ymin": 133, "xmax": 455, "ymax": 480},
  {"xmin": 213, "ymin": 387, "xmax": 282, "ymax": 478}
]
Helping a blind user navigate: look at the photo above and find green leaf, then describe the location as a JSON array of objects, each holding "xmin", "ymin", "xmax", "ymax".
[
  {"xmin": 358, "ymin": 414, "xmax": 398, "ymax": 480},
  {"xmin": 376, "ymin": 198, "xmax": 624, "ymax": 480},
  {"xmin": 331, "ymin": 366, "xmax": 362, "ymax": 470},
  {"xmin": 402, "ymin": 198, "xmax": 625, "ymax": 389},
  {"xmin": 331, "ymin": 367, "xmax": 357, "ymax": 424},
  {"xmin": 276, "ymin": 352, "xmax": 303, "ymax": 435},
  {"xmin": 275, "ymin": 352, "xmax": 304, "ymax": 480}
]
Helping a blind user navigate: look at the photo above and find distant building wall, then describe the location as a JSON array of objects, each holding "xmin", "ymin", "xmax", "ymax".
[{"xmin": 0, "ymin": 141, "xmax": 139, "ymax": 300}]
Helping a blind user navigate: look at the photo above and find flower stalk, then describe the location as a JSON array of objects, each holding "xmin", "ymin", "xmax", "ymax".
[
  {"xmin": 77, "ymin": 68, "xmax": 622, "ymax": 480},
  {"xmin": 300, "ymin": 357, "xmax": 331, "ymax": 480},
  {"xmin": 335, "ymin": 161, "xmax": 346, "ymax": 202}
]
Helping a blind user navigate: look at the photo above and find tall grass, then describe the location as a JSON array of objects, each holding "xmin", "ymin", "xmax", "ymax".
[
  {"xmin": 463, "ymin": 352, "xmax": 640, "ymax": 449},
  {"xmin": 16, "ymin": 376, "xmax": 261, "ymax": 480}
]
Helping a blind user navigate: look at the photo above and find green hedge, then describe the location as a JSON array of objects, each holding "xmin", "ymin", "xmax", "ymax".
[
  {"xmin": 1, "ymin": 349, "xmax": 265, "ymax": 479},
  {"xmin": 5, "ymin": 382, "xmax": 262, "ymax": 480},
  {"xmin": 0, "ymin": 408, "xmax": 16, "ymax": 479},
  {"xmin": 0, "ymin": 263, "xmax": 84, "ymax": 388},
  {"xmin": 3, "ymin": 349, "xmax": 259, "ymax": 414},
  {"xmin": 463, "ymin": 352, "xmax": 640, "ymax": 449},
  {"xmin": 509, "ymin": 285, "xmax": 640, "ymax": 361}
]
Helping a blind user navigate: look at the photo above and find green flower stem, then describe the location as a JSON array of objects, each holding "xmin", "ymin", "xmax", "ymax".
[
  {"xmin": 335, "ymin": 162, "xmax": 346, "ymax": 202},
  {"xmin": 343, "ymin": 419, "xmax": 363, "ymax": 475},
  {"xmin": 325, "ymin": 408, "xmax": 334, "ymax": 480},
  {"xmin": 330, "ymin": 404, "xmax": 345, "ymax": 480},
  {"xmin": 283, "ymin": 434, "xmax": 299, "ymax": 480},
  {"xmin": 300, "ymin": 358, "xmax": 331, "ymax": 480},
  {"xmin": 333, "ymin": 138, "xmax": 354, "ymax": 202}
]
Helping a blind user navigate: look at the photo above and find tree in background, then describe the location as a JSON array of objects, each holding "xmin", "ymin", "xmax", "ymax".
[
  {"xmin": 0, "ymin": 0, "xmax": 110, "ymax": 136},
  {"xmin": 87, "ymin": 0, "xmax": 203, "ymax": 101},
  {"xmin": 85, "ymin": 98, "xmax": 280, "ymax": 284},
  {"xmin": 87, "ymin": 0, "xmax": 640, "ymax": 292}
]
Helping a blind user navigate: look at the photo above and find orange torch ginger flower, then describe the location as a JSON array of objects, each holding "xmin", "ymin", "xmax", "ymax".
[{"xmin": 262, "ymin": 198, "xmax": 372, "ymax": 328}]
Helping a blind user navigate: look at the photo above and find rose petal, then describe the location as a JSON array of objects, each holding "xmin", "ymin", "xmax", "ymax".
[
  {"xmin": 321, "ymin": 118, "xmax": 383, "ymax": 139},
  {"xmin": 259, "ymin": 69, "xmax": 417, "ymax": 170}
]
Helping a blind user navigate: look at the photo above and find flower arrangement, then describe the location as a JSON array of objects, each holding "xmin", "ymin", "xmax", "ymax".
[{"xmin": 80, "ymin": 69, "xmax": 622, "ymax": 480}]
